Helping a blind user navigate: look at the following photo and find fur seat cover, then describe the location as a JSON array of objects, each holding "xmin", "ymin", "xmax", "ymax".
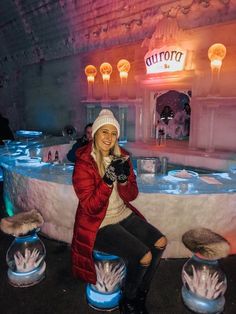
[
  {"xmin": 0, "ymin": 210, "xmax": 44, "ymax": 237},
  {"xmin": 182, "ymin": 228, "xmax": 230, "ymax": 260}
]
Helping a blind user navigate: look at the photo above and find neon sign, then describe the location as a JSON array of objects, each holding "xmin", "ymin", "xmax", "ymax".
[{"xmin": 144, "ymin": 46, "xmax": 187, "ymax": 74}]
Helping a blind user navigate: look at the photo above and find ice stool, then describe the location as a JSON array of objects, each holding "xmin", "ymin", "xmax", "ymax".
[
  {"xmin": 0, "ymin": 209, "xmax": 46, "ymax": 287},
  {"xmin": 86, "ymin": 250, "xmax": 126, "ymax": 311},
  {"xmin": 181, "ymin": 228, "xmax": 230, "ymax": 314}
]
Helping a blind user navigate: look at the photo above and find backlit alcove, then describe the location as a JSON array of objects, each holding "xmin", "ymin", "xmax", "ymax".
[
  {"xmin": 155, "ymin": 90, "xmax": 191, "ymax": 140},
  {"xmin": 136, "ymin": 68, "xmax": 195, "ymax": 144}
]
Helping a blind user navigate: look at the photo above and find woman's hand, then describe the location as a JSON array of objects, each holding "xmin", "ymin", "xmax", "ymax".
[
  {"xmin": 103, "ymin": 158, "xmax": 130, "ymax": 185},
  {"xmin": 103, "ymin": 159, "xmax": 119, "ymax": 185},
  {"xmin": 113, "ymin": 159, "xmax": 130, "ymax": 183},
  {"xmin": 116, "ymin": 160, "xmax": 130, "ymax": 183}
]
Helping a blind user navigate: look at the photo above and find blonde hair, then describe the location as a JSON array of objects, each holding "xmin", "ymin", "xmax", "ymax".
[{"xmin": 93, "ymin": 134, "xmax": 121, "ymax": 177}]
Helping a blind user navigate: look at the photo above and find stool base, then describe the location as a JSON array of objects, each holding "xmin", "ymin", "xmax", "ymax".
[
  {"xmin": 8, "ymin": 262, "xmax": 46, "ymax": 287},
  {"xmin": 182, "ymin": 286, "xmax": 225, "ymax": 314},
  {"xmin": 88, "ymin": 303, "xmax": 119, "ymax": 312},
  {"xmin": 86, "ymin": 284, "xmax": 122, "ymax": 312}
]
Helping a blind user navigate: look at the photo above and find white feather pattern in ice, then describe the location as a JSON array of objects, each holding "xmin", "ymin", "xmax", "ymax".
[
  {"xmin": 92, "ymin": 261, "xmax": 126, "ymax": 293},
  {"xmin": 183, "ymin": 265, "xmax": 227, "ymax": 299},
  {"xmin": 14, "ymin": 248, "xmax": 44, "ymax": 272}
]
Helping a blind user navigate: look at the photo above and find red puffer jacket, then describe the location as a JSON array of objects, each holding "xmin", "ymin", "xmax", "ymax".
[{"xmin": 71, "ymin": 142, "xmax": 145, "ymax": 284}]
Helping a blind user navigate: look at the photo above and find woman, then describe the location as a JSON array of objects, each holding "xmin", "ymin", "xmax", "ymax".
[{"xmin": 71, "ymin": 109, "xmax": 167, "ymax": 314}]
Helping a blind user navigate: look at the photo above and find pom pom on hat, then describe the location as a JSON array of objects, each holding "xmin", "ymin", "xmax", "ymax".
[{"xmin": 92, "ymin": 109, "xmax": 120, "ymax": 138}]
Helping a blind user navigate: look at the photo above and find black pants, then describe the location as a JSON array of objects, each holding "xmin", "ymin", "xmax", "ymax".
[{"xmin": 94, "ymin": 213, "xmax": 165, "ymax": 298}]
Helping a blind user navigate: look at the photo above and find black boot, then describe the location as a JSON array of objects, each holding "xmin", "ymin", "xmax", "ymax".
[
  {"xmin": 121, "ymin": 264, "xmax": 148, "ymax": 314},
  {"xmin": 119, "ymin": 296, "xmax": 139, "ymax": 314},
  {"xmin": 135, "ymin": 289, "xmax": 149, "ymax": 314},
  {"xmin": 135, "ymin": 247, "xmax": 165, "ymax": 314},
  {"xmin": 139, "ymin": 246, "xmax": 165, "ymax": 292}
]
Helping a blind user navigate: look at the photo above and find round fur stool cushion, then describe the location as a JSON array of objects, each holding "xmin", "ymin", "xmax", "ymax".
[
  {"xmin": 182, "ymin": 228, "xmax": 230, "ymax": 260},
  {"xmin": 0, "ymin": 209, "xmax": 44, "ymax": 236}
]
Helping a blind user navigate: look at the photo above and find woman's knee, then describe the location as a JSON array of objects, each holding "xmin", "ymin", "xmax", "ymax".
[
  {"xmin": 139, "ymin": 251, "xmax": 152, "ymax": 266},
  {"xmin": 155, "ymin": 236, "xmax": 167, "ymax": 249}
]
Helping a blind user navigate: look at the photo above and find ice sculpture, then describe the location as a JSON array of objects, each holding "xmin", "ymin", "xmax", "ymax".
[
  {"xmin": 93, "ymin": 260, "xmax": 126, "ymax": 293},
  {"xmin": 0, "ymin": 210, "xmax": 46, "ymax": 287},
  {"xmin": 14, "ymin": 248, "xmax": 44, "ymax": 272},
  {"xmin": 181, "ymin": 228, "xmax": 230, "ymax": 314},
  {"xmin": 86, "ymin": 251, "xmax": 126, "ymax": 311}
]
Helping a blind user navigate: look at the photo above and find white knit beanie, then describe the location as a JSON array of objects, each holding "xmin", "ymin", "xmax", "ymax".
[{"xmin": 92, "ymin": 109, "xmax": 120, "ymax": 138}]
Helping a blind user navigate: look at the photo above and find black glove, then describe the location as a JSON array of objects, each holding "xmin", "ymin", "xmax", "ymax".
[
  {"xmin": 113, "ymin": 159, "xmax": 130, "ymax": 183},
  {"xmin": 103, "ymin": 159, "xmax": 119, "ymax": 185},
  {"xmin": 103, "ymin": 158, "xmax": 130, "ymax": 185},
  {"xmin": 117, "ymin": 160, "xmax": 130, "ymax": 183}
]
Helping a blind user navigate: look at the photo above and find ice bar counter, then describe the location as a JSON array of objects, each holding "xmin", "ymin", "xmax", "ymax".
[{"xmin": 1, "ymin": 138, "xmax": 236, "ymax": 258}]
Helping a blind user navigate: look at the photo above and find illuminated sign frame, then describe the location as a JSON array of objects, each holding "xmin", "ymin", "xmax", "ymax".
[{"xmin": 144, "ymin": 46, "xmax": 187, "ymax": 74}]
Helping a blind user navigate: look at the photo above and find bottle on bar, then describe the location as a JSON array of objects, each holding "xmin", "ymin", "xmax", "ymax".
[{"xmin": 47, "ymin": 151, "xmax": 52, "ymax": 162}]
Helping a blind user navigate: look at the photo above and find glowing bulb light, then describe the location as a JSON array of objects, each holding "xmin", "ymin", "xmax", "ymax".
[
  {"xmin": 208, "ymin": 43, "xmax": 226, "ymax": 70},
  {"xmin": 85, "ymin": 65, "xmax": 97, "ymax": 99},
  {"xmin": 85, "ymin": 65, "xmax": 97, "ymax": 82},
  {"xmin": 117, "ymin": 59, "xmax": 130, "ymax": 79},
  {"xmin": 117, "ymin": 59, "xmax": 130, "ymax": 98},
  {"xmin": 100, "ymin": 62, "xmax": 112, "ymax": 81},
  {"xmin": 100, "ymin": 62, "xmax": 112, "ymax": 99},
  {"xmin": 207, "ymin": 43, "xmax": 226, "ymax": 95}
]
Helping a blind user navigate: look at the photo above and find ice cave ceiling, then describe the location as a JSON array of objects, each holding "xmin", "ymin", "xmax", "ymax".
[{"xmin": 0, "ymin": 0, "xmax": 236, "ymax": 72}]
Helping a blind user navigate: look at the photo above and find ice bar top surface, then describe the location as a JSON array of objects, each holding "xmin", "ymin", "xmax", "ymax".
[{"xmin": 1, "ymin": 139, "xmax": 236, "ymax": 195}]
